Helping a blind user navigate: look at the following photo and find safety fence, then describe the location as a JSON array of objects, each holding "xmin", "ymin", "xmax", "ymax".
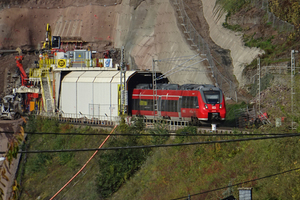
[
  {"xmin": 250, "ymin": 0, "xmax": 294, "ymax": 32},
  {"xmin": 171, "ymin": 0, "xmax": 238, "ymax": 101},
  {"xmin": 36, "ymin": 112, "xmax": 191, "ymax": 130},
  {"xmin": 37, "ymin": 113, "xmax": 119, "ymax": 127}
]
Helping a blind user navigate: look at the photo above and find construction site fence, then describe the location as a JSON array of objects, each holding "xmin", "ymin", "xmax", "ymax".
[{"xmin": 171, "ymin": 0, "xmax": 237, "ymax": 101}]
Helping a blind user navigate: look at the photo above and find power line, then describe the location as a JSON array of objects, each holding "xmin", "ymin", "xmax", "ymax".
[
  {"xmin": 3, "ymin": 133, "xmax": 300, "ymax": 154},
  {"xmin": 0, "ymin": 131, "xmax": 299, "ymax": 137},
  {"xmin": 172, "ymin": 166, "xmax": 300, "ymax": 200}
]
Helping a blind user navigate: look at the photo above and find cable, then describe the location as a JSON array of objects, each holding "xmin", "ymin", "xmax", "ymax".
[
  {"xmin": 171, "ymin": 166, "xmax": 300, "ymax": 200},
  {"xmin": 3, "ymin": 133, "xmax": 300, "ymax": 154},
  {"xmin": 0, "ymin": 131, "xmax": 298, "ymax": 137},
  {"xmin": 49, "ymin": 125, "xmax": 117, "ymax": 200}
]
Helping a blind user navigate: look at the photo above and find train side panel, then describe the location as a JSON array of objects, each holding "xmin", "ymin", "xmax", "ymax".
[{"xmin": 131, "ymin": 87, "xmax": 226, "ymax": 124}]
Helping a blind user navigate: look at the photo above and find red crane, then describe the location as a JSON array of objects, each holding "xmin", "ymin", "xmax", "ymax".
[{"xmin": 15, "ymin": 55, "xmax": 28, "ymax": 86}]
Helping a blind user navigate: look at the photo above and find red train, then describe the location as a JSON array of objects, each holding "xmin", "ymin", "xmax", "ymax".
[{"xmin": 131, "ymin": 84, "xmax": 226, "ymax": 125}]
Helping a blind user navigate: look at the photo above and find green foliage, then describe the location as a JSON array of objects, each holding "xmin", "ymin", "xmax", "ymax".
[
  {"xmin": 174, "ymin": 126, "xmax": 197, "ymax": 143},
  {"xmin": 97, "ymin": 138, "xmax": 150, "ymax": 198},
  {"xmin": 130, "ymin": 116, "xmax": 145, "ymax": 133},
  {"xmin": 150, "ymin": 122, "xmax": 169, "ymax": 145},
  {"xmin": 222, "ymin": 22, "xmax": 243, "ymax": 32},
  {"xmin": 28, "ymin": 153, "xmax": 53, "ymax": 173},
  {"xmin": 214, "ymin": 0, "xmax": 249, "ymax": 21},
  {"xmin": 250, "ymin": 73, "xmax": 274, "ymax": 97},
  {"xmin": 96, "ymin": 121, "xmax": 151, "ymax": 198},
  {"xmin": 20, "ymin": 117, "xmax": 110, "ymax": 199},
  {"xmin": 244, "ymin": 34, "xmax": 275, "ymax": 54},
  {"xmin": 224, "ymin": 101, "xmax": 247, "ymax": 127},
  {"xmin": 269, "ymin": 0, "xmax": 300, "ymax": 26},
  {"xmin": 25, "ymin": 115, "xmax": 38, "ymax": 133}
]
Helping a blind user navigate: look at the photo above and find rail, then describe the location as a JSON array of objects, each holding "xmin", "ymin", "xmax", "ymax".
[{"xmin": 171, "ymin": 0, "xmax": 237, "ymax": 101}]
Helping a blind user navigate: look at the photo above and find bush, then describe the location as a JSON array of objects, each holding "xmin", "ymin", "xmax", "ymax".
[{"xmin": 96, "ymin": 119, "xmax": 151, "ymax": 198}]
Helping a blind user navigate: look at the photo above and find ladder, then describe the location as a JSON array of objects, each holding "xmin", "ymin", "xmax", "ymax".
[{"xmin": 40, "ymin": 70, "xmax": 54, "ymax": 113}]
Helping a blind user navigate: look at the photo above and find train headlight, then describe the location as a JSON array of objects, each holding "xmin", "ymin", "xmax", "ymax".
[
  {"xmin": 205, "ymin": 104, "xmax": 208, "ymax": 109},
  {"xmin": 219, "ymin": 104, "xmax": 222, "ymax": 109}
]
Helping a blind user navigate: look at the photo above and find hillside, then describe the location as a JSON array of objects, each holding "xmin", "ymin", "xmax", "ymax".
[
  {"xmin": 19, "ymin": 115, "xmax": 300, "ymax": 200},
  {"xmin": 2, "ymin": 0, "xmax": 300, "ymax": 199},
  {"xmin": 0, "ymin": 0, "xmax": 267, "ymax": 101}
]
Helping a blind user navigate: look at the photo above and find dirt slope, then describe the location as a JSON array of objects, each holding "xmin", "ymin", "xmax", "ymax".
[
  {"xmin": 0, "ymin": 0, "xmax": 214, "ymax": 97},
  {"xmin": 114, "ymin": 0, "xmax": 211, "ymax": 84}
]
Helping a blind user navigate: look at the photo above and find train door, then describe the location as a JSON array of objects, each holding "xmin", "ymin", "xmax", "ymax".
[
  {"xmin": 178, "ymin": 96, "xmax": 182, "ymax": 119},
  {"xmin": 157, "ymin": 96, "xmax": 161, "ymax": 117}
]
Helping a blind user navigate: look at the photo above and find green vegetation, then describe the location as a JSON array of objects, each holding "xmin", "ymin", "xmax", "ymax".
[
  {"xmin": 249, "ymin": 73, "xmax": 274, "ymax": 97},
  {"xmin": 216, "ymin": 0, "xmax": 300, "ymax": 68},
  {"xmin": 224, "ymin": 101, "xmax": 248, "ymax": 127},
  {"xmin": 222, "ymin": 22, "xmax": 243, "ymax": 32},
  {"xmin": 19, "ymin": 75, "xmax": 300, "ymax": 200},
  {"xmin": 214, "ymin": 0, "xmax": 249, "ymax": 20},
  {"xmin": 112, "ymin": 127, "xmax": 300, "ymax": 199},
  {"xmin": 96, "ymin": 117, "xmax": 152, "ymax": 198},
  {"xmin": 268, "ymin": 0, "xmax": 300, "ymax": 27},
  {"xmin": 19, "ymin": 117, "xmax": 108, "ymax": 199},
  {"xmin": 19, "ymin": 116, "xmax": 171, "ymax": 199},
  {"xmin": 244, "ymin": 35, "xmax": 276, "ymax": 53}
]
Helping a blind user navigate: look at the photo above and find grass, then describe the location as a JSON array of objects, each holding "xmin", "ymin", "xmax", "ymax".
[
  {"xmin": 223, "ymin": 101, "xmax": 248, "ymax": 127},
  {"xmin": 111, "ymin": 131, "xmax": 300, "ymax": 199},
  {"xmin": 19, "ymin": 118, "xmax": 109, "ymax": 200},
  {"xmin": 18, "ymin": 79, "xmax": 300, "ymax": 200}
]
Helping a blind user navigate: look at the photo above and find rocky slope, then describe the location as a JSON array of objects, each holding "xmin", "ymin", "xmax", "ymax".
[{"xmin": 0, "ymin": 0, "xmax": 267, "ymax": 100}]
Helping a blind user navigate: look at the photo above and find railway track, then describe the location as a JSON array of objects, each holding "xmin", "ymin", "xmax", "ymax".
[{"xmin": 32, "ymin": 114, "xmax": 249, "ymax": 134}]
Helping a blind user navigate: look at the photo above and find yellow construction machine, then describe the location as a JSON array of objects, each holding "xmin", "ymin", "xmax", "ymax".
[{"xmin": 42, "ymin": 23, "xmax": 52, "ymax": 50}]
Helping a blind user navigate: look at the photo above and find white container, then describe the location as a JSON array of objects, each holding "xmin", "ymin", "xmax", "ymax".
[{"xmin": 211, "ymin": 124, "xmax": 217, "ymax": 131}]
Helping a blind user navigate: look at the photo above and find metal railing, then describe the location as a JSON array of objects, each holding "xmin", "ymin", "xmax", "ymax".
[
  {"xmin": 36, "ymin": 112, "xmax": 190, "ymax": 130},
  {"xmin": 171, "ymin": 0, "xmax": 237, "ymax": 101},
  {"xmin": 37, "ymin": 112, "xmax": 120, "ymax": 126}
]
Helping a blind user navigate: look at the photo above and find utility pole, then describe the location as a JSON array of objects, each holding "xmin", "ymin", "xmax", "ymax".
[
  {"xmin": 120, "ymin": 46, "xmax": 126, "ymax": 115},
  {"xmin": 152, "ymin": 59, "xmax": 158, "ymax": 121},
  {"xmin": 257, "ymin": 57, "xmax": 261, "ymax": 113},
  {"xmin": 291, "ymin": 50, "xmax": 298, "ymax": 129}
]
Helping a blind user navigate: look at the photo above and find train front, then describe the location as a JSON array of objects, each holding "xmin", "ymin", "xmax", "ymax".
[{"xmin": 198, "ymin": 85, "xmax": 226, "ymax": 123}]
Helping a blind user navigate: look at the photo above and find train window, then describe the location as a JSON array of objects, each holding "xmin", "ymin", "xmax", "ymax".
[
  {"xmin": 132, "ymin": 99, "xmax": 139, "ymax": 110},
  {"xmin": 193, "ymin": 97, "xmax": 199, "ymax": 108},
  {"xmin": 181, "ymin": 97, "xmax": 197, "ymax": 108},
  {"xmin": 182, "ymin": 96, "xmax": 187, "ymax": 108},
  {"xmin": 161, "ymin": 100, "xmax": 178, "ymax": 112},
  {"xmin": 171, "ymin": 100, "xmax": 174, "ymax": 112},
  {"xmin": 203, "ymin": 91, "xmax": 220, "ymax": 104},
  {"xmin": 161, "ymin": 100, "xmax": 165, "ymax": 111},
  {"xmin": 174, "ymin": 100, "xmax": 178, "ymax": 112}
]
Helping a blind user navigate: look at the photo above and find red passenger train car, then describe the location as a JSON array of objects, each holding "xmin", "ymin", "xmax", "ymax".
[{"xmin": 131, "ymin": 84, "xmax": 226, "ymax": 125}]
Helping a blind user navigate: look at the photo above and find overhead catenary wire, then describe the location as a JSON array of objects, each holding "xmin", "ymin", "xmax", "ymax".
[
  {"xmin": 3, "ymin": 133, "xmax": 300, "ymax": 154},
  {"xmin": 171, "ymin": 166, "xmax": 300, "ymax": 200}
]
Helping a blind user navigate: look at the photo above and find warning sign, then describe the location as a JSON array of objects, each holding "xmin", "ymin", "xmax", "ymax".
[{"xmin": 57, "ymin": 59, "xmax": 66, "ymax": 68}]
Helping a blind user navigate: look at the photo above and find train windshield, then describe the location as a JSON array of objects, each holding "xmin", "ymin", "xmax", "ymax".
[{"xmin": 203, "ymin": 91, "xmax": 221, "ymax": 104}]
